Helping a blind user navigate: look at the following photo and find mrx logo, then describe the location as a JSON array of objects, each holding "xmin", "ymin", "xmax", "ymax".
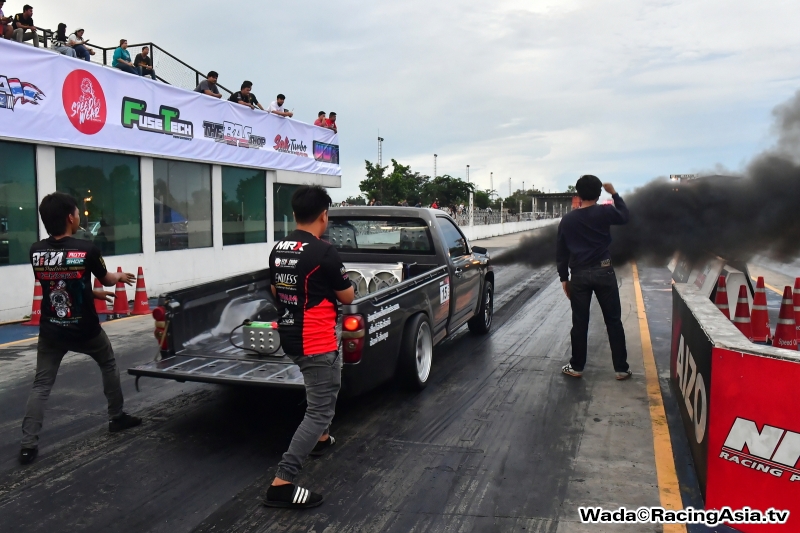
[
  {"xmin": 121, "ymin": 97, "xmax": 193, "ymax": 140},
  {"xmin": 720, "ymin": 417, "xmax": 800, "ymax": 483},
  {"xmin": 275, "ymin": 241, "xmax": 308, "ymax": 252},
  {"xmin": 676, "ymin": 335, "xmax": 708, "ymax": 445},
  {"xmin": 203, "ymin": 121, "xmax": 266, "ymax": 149}
]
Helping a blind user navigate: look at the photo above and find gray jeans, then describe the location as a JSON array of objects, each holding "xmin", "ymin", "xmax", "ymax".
[
  {"xmin": 275, "ymin": 350, "xmax": 342, "ymax": 482},
  {"xmin": 12, "ymin": 28, "xmax": 39, "ymax": 46},
  {"xmin": 21, "ymin": 330, "xmax": 124, "ymax": 449}
]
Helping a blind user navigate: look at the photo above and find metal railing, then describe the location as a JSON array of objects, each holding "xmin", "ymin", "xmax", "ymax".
[
  {"xmin": 30, "ymin": 29, "xmax": 233, "ymax": 98},
  {"xmin": 449, "ymin": 209, "xmax": 559, "ymax": 227}
]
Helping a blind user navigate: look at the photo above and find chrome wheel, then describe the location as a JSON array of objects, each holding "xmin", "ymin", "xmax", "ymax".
[
  {"xmin": 484, "ymin": 287, "xmax": 493, "ymax": 329},
  {"xmin": 415, "ymin": 321, "xmax": 433, "ymax": 383}
]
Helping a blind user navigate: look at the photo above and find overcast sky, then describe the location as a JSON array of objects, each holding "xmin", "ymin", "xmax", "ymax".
[{"xmin": 34, "ymin": 0, "xmax": 800, "ymax": 200}]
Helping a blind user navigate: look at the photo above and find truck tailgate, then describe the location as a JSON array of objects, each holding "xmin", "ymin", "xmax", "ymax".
[{"xmin": 128, "ymin": 354, "xmax": 304, "ymax": 388}]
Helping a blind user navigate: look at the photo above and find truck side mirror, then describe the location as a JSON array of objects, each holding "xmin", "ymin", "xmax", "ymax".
[{"xmin": 472, "ymin": 246, "xmax": 487, "ymax": 255}]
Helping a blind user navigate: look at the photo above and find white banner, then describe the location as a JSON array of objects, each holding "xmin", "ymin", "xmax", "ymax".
[{"xmin": 0, "ymin": 40, "xmax": 340, "ymax": 175}]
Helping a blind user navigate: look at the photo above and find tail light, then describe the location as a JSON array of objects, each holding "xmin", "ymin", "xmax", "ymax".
[
  {"xmin": 152, "ymin": 306, "xmax": 168, "ymax": 349},
  {"xmin": 341, "ymin": 314, "xmax": 365, "ymax": 363}
]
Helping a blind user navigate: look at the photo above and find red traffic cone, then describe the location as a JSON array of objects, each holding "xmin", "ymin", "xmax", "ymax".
[
  {"xmin": 714, "ymin": 276, "xmax": 730, "ymax": 319},
  {"xmin": 732, "ymin": 286, "xmax": 753, "ymax": 341},
  {"xmin": 751, "ymin": 277, "xmax": 771, "ymax": 342},
  {"xmin": 112, "ymin": 267, "xmax": 130, "ymax": 316},
  {"xmin": 132, "ymin": 267, "xmax": 151, "ymax": 315},
  {"xmin": 773, "ymin": 286, "xmax": 797, "ymax": 351},
  {"xmin": 22, "ymin": 280, "xmax": 42, "ymax": 326},
  {"xmin": 93, "ymin": 276, "xmax": 112, "ymax": 315},
  {"xmin": 793, "ymin": 278, "xmax": 800, "ymax": 339}
]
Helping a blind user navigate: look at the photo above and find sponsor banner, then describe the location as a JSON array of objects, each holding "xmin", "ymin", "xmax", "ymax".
[
  {"xmin": 0, "ymin": 40, "xmax": 339, "ymax": 176},
  {"xmin": 670, "ymin": 286, "xmax": 714, "ymax": 494},
  {"xmin": 705, "ymin": 348, "xmax": 800, "ymax": 532}
]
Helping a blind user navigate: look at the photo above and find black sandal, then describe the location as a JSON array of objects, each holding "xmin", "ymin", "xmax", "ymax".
[
  {"xmin": 263, "ymin": 484, "xmax": 324, "ymax": 509},
  {"xmin": 309, "ymin": 435, "xmax": 335, "ymax": 457}
]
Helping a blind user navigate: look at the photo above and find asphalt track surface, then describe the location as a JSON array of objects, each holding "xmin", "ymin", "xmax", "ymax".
[{"xmin": 0, "ymin": 229, "xmax": 716, "ymax": 533}]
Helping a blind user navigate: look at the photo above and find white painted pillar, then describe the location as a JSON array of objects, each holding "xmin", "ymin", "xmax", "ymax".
[
  {"xmin": 35, "ymin": 145, "xmax": 56, "ymax": 239},
  {"xmin": 266, "ymin": 170, "xmax": 276, "ymax": 245},
  {"xmin": 139, "ymin": 157, "xmax": 156, "ymax": 256},
  {"xmin": 212, "ymin": 164, "xmax": 223, "ymax": 250}
]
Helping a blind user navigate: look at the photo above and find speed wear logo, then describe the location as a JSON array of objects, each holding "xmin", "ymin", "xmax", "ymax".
[
  {"xmin": 275, "ymin": 241, "xmax": 308, "ymax": 251},
  {"xmin": 62, "ymin": 70, "xmax": 106, "ymax": 135}
]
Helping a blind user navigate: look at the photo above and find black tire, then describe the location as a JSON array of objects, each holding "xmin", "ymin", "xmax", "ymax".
[
  {"xmin": 468, "ymin": 280, "xmax": 493, "ymax": 334},
  {"xmin": 397, "ymin": 313, "xmax": 433, "ymax": 390}
]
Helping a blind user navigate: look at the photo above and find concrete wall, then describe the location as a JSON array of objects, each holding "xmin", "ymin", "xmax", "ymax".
[
  {"xmin": 461, "ymin": 218, "xmax": 558, "ymax": 242},
  {"xmin": 1, "ymin": 154, "xmax": 337, "ymax": 323}
]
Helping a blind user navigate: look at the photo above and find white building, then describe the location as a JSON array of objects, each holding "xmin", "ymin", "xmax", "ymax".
[{"xmin": 0, "ymin": 40, "xmax": 340, "ymax": 322}]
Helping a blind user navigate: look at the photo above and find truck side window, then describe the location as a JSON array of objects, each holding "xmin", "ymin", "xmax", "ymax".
[{"xmin": 438, "ymin": 218, "xmax": 468, "ymax": 258}]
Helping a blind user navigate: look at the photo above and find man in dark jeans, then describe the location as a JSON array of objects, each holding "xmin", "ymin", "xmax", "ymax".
[
  {"xmin": 263, "ymin": 185, "xmax": 354, "ymax": 509},
  {"xmin": 20, "ymin": 193, "xmax": 142, "ymax": 465},
  {"xmin": 557, "ymin": 175, "xmax": 631, "ymax": 380}
]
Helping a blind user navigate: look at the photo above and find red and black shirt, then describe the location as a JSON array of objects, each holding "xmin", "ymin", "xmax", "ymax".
[
  {"xmin": 29, "ymin": 236, "xmax": 108, "ymax": 342},
  {"xmin": 269, "ymin": 230, "xmax": 350, "ymax": 356}
]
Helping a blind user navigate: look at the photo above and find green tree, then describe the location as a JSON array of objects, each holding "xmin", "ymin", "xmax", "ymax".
[
  {"xmin": 359, "ymin": 159, "xmax": 428, "ymax": 205},
  {"xmin": 565, "ymin": 184, "xmax": 576, "ymax": 193},
  {"xmin": 420, "ymin": 174, "xmax": 474, "ymax": 208},
  {"xmin": 345, "ymin": 195, "xmax": 367, "ymax": 205}
]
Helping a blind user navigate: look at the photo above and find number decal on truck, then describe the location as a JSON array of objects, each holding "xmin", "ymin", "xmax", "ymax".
[{"xmin": 440, "ymin": 278, "xmax": 450, "ymax": 305}]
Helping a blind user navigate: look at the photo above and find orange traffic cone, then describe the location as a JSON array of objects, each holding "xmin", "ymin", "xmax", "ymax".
[
  {"xmin": 132, "ymin": 267, "xmax": 150, "ymax": 315},
  {"xmin": 93, "ymin": 277, "xmax": 112, "ymax": 315},
  {"xmin": 714, "ymin": 276, "xmax": 730, "ymax": 319},
  {"xmin": 793, "ymin": 278, "xmax": 800, "ymax": 339},
  {"xmin": 112, "ymin": 267, "xmax": 130, "ymax": 316},
  {"xmin": 773, "ymin": 286, "xmax": 797, "ymax": 351},
  {"xmin": 751, "ymin": 277, "xmax": 771, "ymax": 343},
  {"xmin": 22, "ymin": 280, "xmax": 42, "ymax": 326},
  {"xmin": 732, "ymin": 285, "xmax": 753, "ymax": 341}
]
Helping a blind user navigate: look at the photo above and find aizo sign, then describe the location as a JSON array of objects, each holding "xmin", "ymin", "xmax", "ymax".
[{"xmin": 121, "ymin": 96, "xmax": 193, "ymax": 140}]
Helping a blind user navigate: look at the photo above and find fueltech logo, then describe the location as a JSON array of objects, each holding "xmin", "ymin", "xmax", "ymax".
[
  {"xmin": 719, "ymin": 417, "xmax": 800, "ymax": 483},
  {"xmin": 275, "ymin": 241, "xmax": 308, "ymax": 251},
  {"xmin": 273, "ymin": 135, "xmax": 308, "ymax": 157}
]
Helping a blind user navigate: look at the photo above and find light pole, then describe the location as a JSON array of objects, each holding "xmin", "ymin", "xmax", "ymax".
[
  {"xmin": 377, "ymin": 137, "xmax": 384, "ymax": 166},
  {"xmin": 490, "ymin": 172, "xmax": 493, "ymax": 201},
  {"xmin": 434, "ymin": 154, "xmax": 437, "ymax": 178},
  {"xmin": 509, "ymin": 177, "xmax": 511, "ymax": 198},
  {"xmin": 466, "ymin": 165, "xmax": 470, "ymax": 184}
]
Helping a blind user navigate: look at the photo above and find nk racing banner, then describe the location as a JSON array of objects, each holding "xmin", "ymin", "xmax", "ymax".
[{"xmin": 0, "ymin": 39, "xmax": 340, "ymax": 176}]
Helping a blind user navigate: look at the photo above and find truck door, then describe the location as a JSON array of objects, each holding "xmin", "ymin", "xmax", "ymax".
[{"xmin": 437, "ymin": 217, "xmax": 481, "ymax": 326}]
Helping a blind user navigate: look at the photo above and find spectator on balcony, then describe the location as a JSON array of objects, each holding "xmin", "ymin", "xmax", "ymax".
[
  {"xmin": 12, "ymin": 4, "xmax": 38, "ymax": 47},
  {"xmin": 195, "ymin": 71, "xmax": 221, "ymax": 98},
  {"xmin": 314, "ymin": 111, "xmax": 327, "ymax": 128},
  {"xmin": 134, "ymin": 46, "xmax": 156, "ymax": 80},
  {"xmin": 228, "ymin": 81, "xmax": 263, "ymax": 110},
  {"xmin": 50, "ymin": 23, "xmax": 75, "ymax": 57},
  {"xmin": 67, "ymin": 28, "xmax": 94, "ymax": 61},
  {"xmin": 268, "ymin": 94, "xmax": 293, "ymax": 118},
  {"xmin": 0, "ymin": 1, "xmax": 13, "ymax": 40},
  {"xmin": 326, "ymin": 112, "xmax": 338, "ymax": 133},
  {"xmin": 431, "ymin": 199, "xmax": 439, "ymax": 209},
  {"xmin": 112, "ymin": 39, "xmax": 137, "ymax": 75}
]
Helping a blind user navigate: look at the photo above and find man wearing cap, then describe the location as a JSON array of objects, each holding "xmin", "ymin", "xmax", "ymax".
[{"xmin": 557, "ymin": 175, "xmax": 631, "ymax": 380}]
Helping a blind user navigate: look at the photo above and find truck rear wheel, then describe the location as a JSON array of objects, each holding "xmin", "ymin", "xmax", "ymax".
[
  {"xmin": 398, "ymin": 313, "xmax": 433, "ymax": 390},
  {"xmin": 468, "ymin": 280, "xmax": 493, "ymax": 334}
]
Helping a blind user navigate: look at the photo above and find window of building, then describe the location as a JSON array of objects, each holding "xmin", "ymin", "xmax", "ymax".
[
  {"xmin": 222, "ymin": 167, "xmax": 266, "ymax": 245},
  {"xmin": 55, "ymin": 148, "xmax": 142, "ymax": 256},
  {"xmin": 0, "ymin": 141, "xmax": 38, "ymax": 266},
  {"xmin": 273, "ymin": 183, "xmax": 299, "ymax": 240},
  {"xmin": 153, "ymin": 159, "xmax": 212, "ymax": 251}
]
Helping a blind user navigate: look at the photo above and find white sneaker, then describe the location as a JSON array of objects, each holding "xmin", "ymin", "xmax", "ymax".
[
  {"xmin": 561, "ymin": 363, "xmax": 583, "ymax": 378},
  {"xmin": 615, "ymin": 370, "xmax": 632, "ymax": 381}
]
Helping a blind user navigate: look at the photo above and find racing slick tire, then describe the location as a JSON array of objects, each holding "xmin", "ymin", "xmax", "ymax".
[
  {"xmin": 468, "ymin": 280, "xmax": 493, "ymax": 335},
  {"xmin": 398, "ymin": 313, "xmax": 433, "ymax": 390}
]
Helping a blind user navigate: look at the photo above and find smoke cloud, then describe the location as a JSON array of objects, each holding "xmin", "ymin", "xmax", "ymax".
[{"xmin": 493, "ymin": 89, "xmax": 800, "ymax": 268}]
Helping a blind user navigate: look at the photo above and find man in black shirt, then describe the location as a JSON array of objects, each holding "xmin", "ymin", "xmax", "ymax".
[
  {"xmin": 228, "ymin": 80, "xmax": 263, "ymax": 110},
  {"xmin": 556, "ymin": 175, "xmax": 631, "ymax": 380},
  {"xmin": 134, "ymin": 46, "xmax": 156, "ymax": 80},
  {"xmin": 263, "ymin": 185, "xmax": 354, "ymax": 509},
  {"xmin": 12, "ymin": 4, "xmax": 37, "ymax": 46},
  {"xmin": 20, "ymin": 193, "xmax": 142, "ymax": 465}
]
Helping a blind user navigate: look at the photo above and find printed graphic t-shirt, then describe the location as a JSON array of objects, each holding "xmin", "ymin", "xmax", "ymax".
[
  {"xmin": 30, "ymin": 236, "xmax": 108, "ymax": 342},
  {"xmin": 269, "ymin": 230, "xmax": 350, "ymax": 356}
]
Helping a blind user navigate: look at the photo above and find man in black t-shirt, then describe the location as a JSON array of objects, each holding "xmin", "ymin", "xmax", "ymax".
[
  {"xmin": 134, "ymin": 46, "xmax": 156, "ymax": 80},
  {"xmin": 12, "ymin": 4, "xmax": 38, "ymax": 46},
  {"xmin": 263, "ymin": 186, "xmax": 354, "ymax": 509},
  {"xmin": 19, "ymin": 193, "xmax": 142, "ymax": 465},
  {"xmin": 228, "ymin": 80, "xmax": 263, "ymax": 110}
]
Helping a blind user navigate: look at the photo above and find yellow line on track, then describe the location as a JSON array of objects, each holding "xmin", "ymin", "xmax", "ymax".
[
  {"xmin": 0, "ymin": 315, "xmax": 148, "ymax": 349},
  {"xmin": 631, "ymin": 263, "xmax": 686, "ymax": 533},
  {"xmin": 750, "ymin": 276, "xmax": 783, "ymax": 296}
]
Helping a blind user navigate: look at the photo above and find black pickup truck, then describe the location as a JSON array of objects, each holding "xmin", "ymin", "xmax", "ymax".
[{"xmin": 128, "ymin": 207, "xmax": 494, "ymax": 395}]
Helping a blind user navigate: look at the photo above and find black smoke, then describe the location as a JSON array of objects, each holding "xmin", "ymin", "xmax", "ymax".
[{"xmin": 493, "ymin": 90, "xmax": 800, "ymax": 268}]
